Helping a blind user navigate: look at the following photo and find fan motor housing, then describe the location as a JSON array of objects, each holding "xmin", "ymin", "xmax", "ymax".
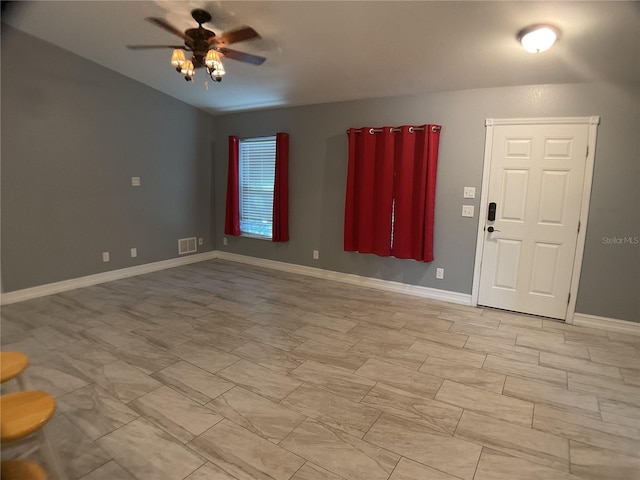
[{"xmin": 184, "ymin": 27, "xmax": 216, "ymax": 68}]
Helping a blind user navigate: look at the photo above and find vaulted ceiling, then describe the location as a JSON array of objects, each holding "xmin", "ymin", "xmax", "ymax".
[{"xmin": 4, "ymin": 1, "xmax": 639, "ymax": 115}]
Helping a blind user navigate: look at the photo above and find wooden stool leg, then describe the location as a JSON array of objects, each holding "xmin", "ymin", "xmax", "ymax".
[{"xmin": 39, "ymin": 428, "xmax": 67, "ymax": 480}]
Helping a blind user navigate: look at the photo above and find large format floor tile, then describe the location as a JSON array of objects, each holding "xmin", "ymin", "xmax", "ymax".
[
  {"xmin": 354, "ymin": 358, "xmax": 443, "ymax": 398},
  {"xmin": 533, "ymin": 404, "xmax": 640, "ymax": 458},
  {"xmin": 189, "ymin": 418, "xmax": 305, "ymax": 480},
  {"xmin": 434, "ymin": 379, "xmax": 534, "ymax": 426},
  {"xmin": 218, "ymin": 359, "xmax": 302, "ymax": 401},
  {"xmin": 2, "ymin": 259, "xmax": 638, "ymax": 480},
  {"xmin": 361, "ymin": 383, "xmax": 462, "ymax": 435},
  {"xmin": 57, "ymin": 383, "xmax": 140, "ymax": 440},
  {"xmin": 79, "ymin": 460, "xmax": 136, "ymax": 480},
  {"xmin": 455, "ymin": 410, "xmax": 569, "ymax": 472},
  {"xmin": 281, "ymin": 418, "xmax": 399, "ymax": 480},
  {"xmin": 569, "ymin": 441, "xmax": 640, "ymax": 480},
  {"xmin": 289, "ymin": 360, "xmax": 376, "ymax": 402},
  {"xmin": 129, "ymin": 386, "xmax": 223, "ymax": 443},
  {"xmin": 207, "ymin": 386, "xmax": 306, "ymax": 443},
  {"xmin": 483, "ymin": 355, "xmax": 567, "ymax": 387},
  {"xmin": 364, "ymin": 413, "xmax": 482, "ymax": 480},
  {"xmin": 151, "ymin": 360, "xmax": 234, "ymax": 405},
  {"xmin": 474, "ymin": 449, "xmax": 582, "ymax": 480},
  {"xmin": 97, "ymin": 418, "xmax": 205, "ymax": 480},
  {"xmin": 388, "ymin": 457, "xmax": 460, "ymax": 480},
  {"xmin": 281, "ymin": 383, "xmax": 380, "ymax": 438},
  {"xmin": 503, "ymin": 376, "xmax": 600, "ymax": 417},
  {"xmin": 89, "ymin": 360, "xmax": 163, "ymax": 404},
  {"xmin": 419, "ymin": 356, "xmax": 506, "ymax": 393}
]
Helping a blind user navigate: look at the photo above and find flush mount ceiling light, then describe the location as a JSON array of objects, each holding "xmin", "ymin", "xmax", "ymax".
[{"xmin": 517, "ymin": 24, "xmax": 560, "ymax": 53}]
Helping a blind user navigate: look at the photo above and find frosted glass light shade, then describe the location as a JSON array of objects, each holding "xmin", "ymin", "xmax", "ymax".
[
  {"xmin": 205, "ymin": 50, "xmax": 225, "ymax": 76},
  {"xmin": 518, "ymin": 25, "xmax": 559, "ymax": 53},
  {"xmin": 181, "ymin": 60, "xmax": 195, "ymax": 78},
  {"xmin": 171, "ymin": 49, "xmax": 186, "ymax": 67}
]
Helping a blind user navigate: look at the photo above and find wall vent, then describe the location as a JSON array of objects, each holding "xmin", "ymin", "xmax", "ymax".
[{"xmin": 178, "ymin": 237, "xmax": 197, "ymax": 255}]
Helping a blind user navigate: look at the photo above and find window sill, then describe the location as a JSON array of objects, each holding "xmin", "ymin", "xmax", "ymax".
[{"xmin": 240, "ymin": 233, "xmax": 272, "ymax": 241}]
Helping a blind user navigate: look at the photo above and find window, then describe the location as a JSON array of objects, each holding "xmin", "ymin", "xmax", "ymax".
[
  {"xmin": 225, "ymin": 132, "xmax": 288, "ymax": 242},
  {"xmin": 239, "ymin": 136, "xmax": 276, "ymax": 238}
]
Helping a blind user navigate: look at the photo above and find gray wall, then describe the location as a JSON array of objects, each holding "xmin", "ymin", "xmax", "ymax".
[
  {"xmin": 1, "ymin": 27, "xmax": 216, "ymax": 291},
  {"xmin": 2, "ymin": 27, "xmax": 638, "ymax": 322},
  {"xmin": 213, "ymin": 82, "xmax": 640, "ymax": 322}
]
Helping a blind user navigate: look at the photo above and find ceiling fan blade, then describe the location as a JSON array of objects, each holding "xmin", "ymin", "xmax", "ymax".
[
  {"xmin": 210, "ymin": 26, "xmax": 260, "ymax": 46},
  {"xmin": 146, "ymin": 17, "xmax": 192, "ymax": 42},
  {"xmin": 127, "ymin": 45, "xmax": 187, "ymax": 50},
  {"xmin": 217, "ymin": 47, "xmax": 266, "ymax": 65}
]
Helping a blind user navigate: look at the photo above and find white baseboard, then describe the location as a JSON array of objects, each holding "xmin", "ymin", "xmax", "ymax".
[
  {"xmin": 9, "ymin": 250, "xmax": 636, "ymax": 334},
  {"xmin": 573, "ymin": 313, "xmax": 640, "ymax": 336},
  {"xmin": 214, "ymin": 251, "xmax": 472, "ymax": 305},
  {"xmin": 0, "ymin": 252, "xmax": 217, "ymax": 305}
]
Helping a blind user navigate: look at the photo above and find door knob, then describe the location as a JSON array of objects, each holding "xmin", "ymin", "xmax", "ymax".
[{"xmin": 487, "ymin": 226, "xmax": 500, "ymax": 233}]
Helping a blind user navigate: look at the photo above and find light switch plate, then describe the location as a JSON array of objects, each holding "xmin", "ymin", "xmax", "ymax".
[
  {"xmin": 462, "ymin": 205, "xmax": 475, "ymax": 217},
  {"xmin": 131, "ymin": 177, "xmax": 141, "ymax": 187},
  {"xmin": 463, "ymin": 187, "xmax": 476, "ymax": 198}
]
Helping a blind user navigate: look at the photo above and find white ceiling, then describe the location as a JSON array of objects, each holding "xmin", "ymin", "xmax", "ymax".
[{"xmin": 4, "ymin": 1, "xmax": 639, "ymax": 115}]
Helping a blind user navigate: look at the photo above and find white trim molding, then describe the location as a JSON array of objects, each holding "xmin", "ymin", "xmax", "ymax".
[
  {"xmin": 486, "ymin": 116, "xmax": 601, "ymax": 126},
  {"xmin": 2, "ymin": 249, "xmax": 473, "ymax": 307},
  {"xmin": 215, "ymin": 251, "xmax": 472, "ymax": 305},
  {"xmin": 573, "ymin": 313, "xmax": 640, "ymax": 336},
  {"xmin": 3, "ymin": 250, "xmax": 636, "ymax": 336},
  {"xmin": 0, "ymin": 251, "xmax": 217, "ymax": 305}
]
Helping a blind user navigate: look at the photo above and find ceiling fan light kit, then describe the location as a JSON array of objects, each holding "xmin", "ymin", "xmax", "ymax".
[{"xmin": 128, "ymin": 8, "xmax": 266, "ymax": 84}]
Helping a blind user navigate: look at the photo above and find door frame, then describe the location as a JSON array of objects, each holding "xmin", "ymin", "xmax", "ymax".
[{"xmin": 471, "ymin": 116, "xmax": 600, "ymax": 323}]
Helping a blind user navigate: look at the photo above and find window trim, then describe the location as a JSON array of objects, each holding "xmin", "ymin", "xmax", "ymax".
[{"xmin": 238, "ymin": 135, "xmax": 277, "ymax": 240}]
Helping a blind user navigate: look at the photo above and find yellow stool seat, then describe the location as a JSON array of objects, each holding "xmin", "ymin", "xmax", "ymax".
[
  {"xmin": 1, "ymin": 391, "xmax": 56, "ymax": 443},
  {"xmin": 0, "ymin": 352, "xmax": 29, "ymax": 383},
  {"xmin": 1, "ymin": 459, "xmax": 47, "ymax": 480}
]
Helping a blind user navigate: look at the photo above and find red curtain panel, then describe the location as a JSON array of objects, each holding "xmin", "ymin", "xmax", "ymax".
[
  {"xmin": 224, "ymin": 135, "xmax": 241, "ymax": 236},
  {"xmin": 344, "ymin": 125, "xmax": 441, "ymax": 262},
  {"xmin": 272, "ymin": 132, "xmax": 289, "ymax": 242},
  {"xmin": 344, "ymin": 128, "xmax": 394, "ymax": 256}
]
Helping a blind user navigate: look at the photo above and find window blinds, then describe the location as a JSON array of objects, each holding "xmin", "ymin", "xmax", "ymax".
[{"xmin": 239, "ymin": 136, "xmax": 276, "ymax": 238}]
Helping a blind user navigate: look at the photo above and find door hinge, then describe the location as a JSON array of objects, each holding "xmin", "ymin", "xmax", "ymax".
[
  {"xmin": 586, "ymin": 145, "xmax": 589, "ymax": 157},
  {"xmin": 568, "ymin": 293, "xmax": 571, "ymax": 304},
  {"xmin": 578, "ymin": 221, "xmax": 581, "ymax": 233}
]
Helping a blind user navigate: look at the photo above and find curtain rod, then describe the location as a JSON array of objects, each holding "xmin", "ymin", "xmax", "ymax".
[{"xmin": 347, "ymin": 126, "xmax": 441, "ymax": 134}]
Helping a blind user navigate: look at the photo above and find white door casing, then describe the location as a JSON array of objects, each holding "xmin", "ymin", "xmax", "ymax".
[{"xmin": 472, "ymin": 117, "xmax": 600, "ymax": 321}]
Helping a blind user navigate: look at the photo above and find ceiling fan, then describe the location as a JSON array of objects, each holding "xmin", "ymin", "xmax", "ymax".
[{"xmin": 127, "ymin": 8, "xmax": 266, "ymax": 83}]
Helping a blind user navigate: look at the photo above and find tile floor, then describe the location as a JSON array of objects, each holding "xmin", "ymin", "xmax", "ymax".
[{"xmin": 1, "ymin": 259, "xmax": 639, "ymax": 480}]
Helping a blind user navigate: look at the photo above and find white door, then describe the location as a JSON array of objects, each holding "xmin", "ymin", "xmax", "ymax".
[{"xmin": 477, "ymin": 121, "xmax": 591, "ymax": 319}]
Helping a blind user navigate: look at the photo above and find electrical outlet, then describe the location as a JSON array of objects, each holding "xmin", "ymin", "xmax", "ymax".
[
  {"xmin": 436, "ymin": 267, "xmax": 444, "ymax": 279},
  {"xmin": 462, "ymin": 205, "xmax": 475, "ymax": 217},
  {"xmin": 313, "ymin": 250, "xmax": 319, "ymax": 260},
  {"xmin": 198, "ymin": 237, "xmax": 203, "ymax": 246},
  {"xmin": 102, "ymin": 251, "xmax": 110, "ymax": 262},
  {"xmin": 130, "ymin": 248, "xmax": 137, "ymax": 258},
  {"xmin": 223, "ymin": 237, "xmax": 228, "ymax": 246},
  {"xmin": 463, "ymin": 187, "xmax": 476, "ymax": 198},
  {"xmin": 131, "ymin": 176, "xmax": 141, "ymax": 187}
]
